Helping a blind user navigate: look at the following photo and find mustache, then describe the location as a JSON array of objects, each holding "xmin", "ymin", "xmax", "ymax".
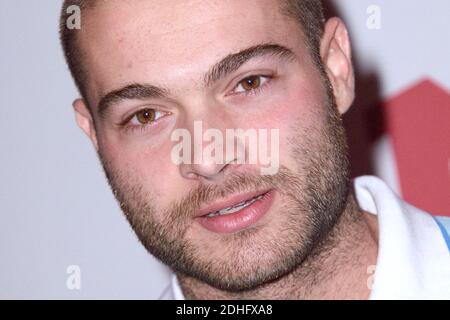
[{"xmin": 164, "ymin": 166, "xmax": 296, "ymax": 222}]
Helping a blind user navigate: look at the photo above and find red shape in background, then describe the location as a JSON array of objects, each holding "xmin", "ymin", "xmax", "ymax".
[{"xmin": 383, "ymin": 79, "xmax": 450, "ymax": 216}]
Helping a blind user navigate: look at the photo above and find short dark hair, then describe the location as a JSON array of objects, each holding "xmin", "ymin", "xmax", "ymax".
[
  {"xmin": 59, "ymin": 0, "xmax": 325, "ymax": 107},
  {"xmin": 281, "ymin": 0, "xmax": 326, "ymax": 67}
]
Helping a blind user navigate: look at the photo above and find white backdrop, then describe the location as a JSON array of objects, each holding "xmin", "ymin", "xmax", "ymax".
[{"xmin": 0, "ymin": 0, "xmax": 449, "ymax": 299}]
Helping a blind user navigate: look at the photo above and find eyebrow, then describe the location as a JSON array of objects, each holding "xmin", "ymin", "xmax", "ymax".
[{"xmin": 97, "ymin": 43, "xmax": 297, "ymax": 117}]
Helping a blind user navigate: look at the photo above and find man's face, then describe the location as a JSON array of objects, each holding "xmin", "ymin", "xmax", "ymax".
[{"xmin": 76, "ymin": 0, "xmax": 351, "ymax": 291}]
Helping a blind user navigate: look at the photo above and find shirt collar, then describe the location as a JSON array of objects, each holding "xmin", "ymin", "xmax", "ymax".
[{"xmin": 354, "ymin": 176, "xmax": 450, "ymax": 299}]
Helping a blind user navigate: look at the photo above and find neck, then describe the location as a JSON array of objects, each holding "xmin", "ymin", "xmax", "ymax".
[{"xmin": 177, "ymin": 192, "xmax": 379, "ymax": 299}]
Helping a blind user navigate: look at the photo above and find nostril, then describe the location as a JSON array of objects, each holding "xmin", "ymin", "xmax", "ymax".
[{"xmin": 179, "ymin": 161, "xmax": 229, "ymax": 181}]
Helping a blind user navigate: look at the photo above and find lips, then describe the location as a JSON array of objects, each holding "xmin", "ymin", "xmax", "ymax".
[
  {"xmin": 204, "ymin": 193, "xmax": 265, "ymax": 218},
  {"xmin": 196, "ymin": 189, "xmax": 271, "ymax": 217},
  {"xmin": 195, "ymin": 189, "xmax": 276, "ymax": 233}
]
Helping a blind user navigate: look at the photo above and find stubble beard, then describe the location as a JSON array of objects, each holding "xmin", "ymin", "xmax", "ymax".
[{"xmin": 98, "ymin": 90, "xmax": 350, "ymax": 292}]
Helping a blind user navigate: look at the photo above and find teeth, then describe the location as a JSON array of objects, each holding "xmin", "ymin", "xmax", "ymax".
[{"xmin": 206, "ymin": 194, "xmax": 264, "ymax": 218}]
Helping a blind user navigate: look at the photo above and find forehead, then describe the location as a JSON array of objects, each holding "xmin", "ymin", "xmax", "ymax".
[{"xmin": 79, "ymin": 0, "xmax": 305, "ymax": 101}]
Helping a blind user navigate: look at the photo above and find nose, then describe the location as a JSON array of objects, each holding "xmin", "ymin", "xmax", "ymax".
[
  {"xmin": 180, "ymin": 157, "xmax": 233, "ymax": 181},
  {"xmin": 177, "ymin": 120, "xmax": 236, "ymax": 182}
]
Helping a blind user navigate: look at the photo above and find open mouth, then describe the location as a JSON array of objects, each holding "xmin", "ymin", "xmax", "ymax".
[
  {"xmin": 196, "ymin": 190, "xmax": 275, "ymax": 234},
  {"xmin": 204, "ymin": 193, "xmax": 266, "ymax": 218}
]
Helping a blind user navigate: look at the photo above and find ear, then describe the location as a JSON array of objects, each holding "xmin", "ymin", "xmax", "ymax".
[
  {"xmin": 73, "ymin": 99, "xmax": 99, "ymax": 151},
  {"xmin": 320, "ymin": 17, "xmax": 355, "ymax": 114}
]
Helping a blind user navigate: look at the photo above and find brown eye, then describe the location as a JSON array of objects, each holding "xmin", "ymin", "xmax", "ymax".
[
  {"xmin": 135, "ymin": 109, "xmax": 156, "ymax": 124},
  {"xmin": 240, "ymin": 76, "xmax": 261, "ymax": 91}
]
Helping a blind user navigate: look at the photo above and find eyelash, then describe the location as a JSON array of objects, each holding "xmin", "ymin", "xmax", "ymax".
[
  {"xmin": 231, "ymin": 74, "xmax": 273, "ymax": 97},
  {"xmin": 121, "ymin": 74, "xmax": 273, "ymax": 133},
  {"xmin": 120, "ymin": 110, "xmax": 168, "ymax": 134}
]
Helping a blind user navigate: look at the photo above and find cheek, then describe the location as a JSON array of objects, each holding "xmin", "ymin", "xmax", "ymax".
[
  {"xmin": 98, "ymin": 133, "xmax": 182, "ymax": 208},
  {"xmin": 244, "ymin": 78, "xmax": 326, "ymax": 167}
]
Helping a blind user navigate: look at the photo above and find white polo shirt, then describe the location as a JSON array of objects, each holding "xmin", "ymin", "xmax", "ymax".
[{"xmin": 159, "ymin": 176, "xmax": 450, "ymax": 300}]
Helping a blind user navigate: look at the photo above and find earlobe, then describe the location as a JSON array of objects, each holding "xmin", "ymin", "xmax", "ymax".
[
  {"xmin": 320, "ymin": 17, "xmax": 355, "ymax": 115},
  {"xmin": 73, "ymin": 99, "xmax": 99, "ymax": 151}
]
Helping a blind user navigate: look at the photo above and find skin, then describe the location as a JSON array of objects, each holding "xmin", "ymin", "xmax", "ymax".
[{"xmin": 71, "ymin": 0, "xmax": 379, "ymax": 299}]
